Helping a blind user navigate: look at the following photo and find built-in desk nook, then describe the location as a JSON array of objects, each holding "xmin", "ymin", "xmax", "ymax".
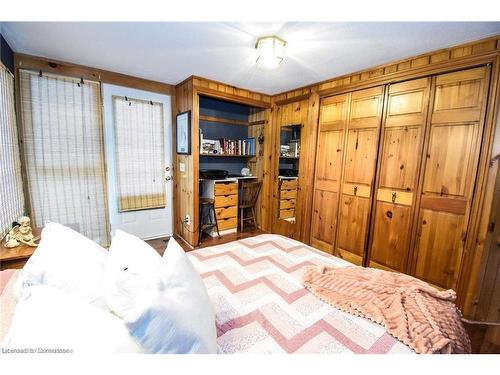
[{"xmin": 196, "ymin": 95, "xmax": 266, "ymax": 243}]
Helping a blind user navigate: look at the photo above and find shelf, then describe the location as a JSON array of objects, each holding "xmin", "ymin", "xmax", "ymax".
[
  {"xmin": 199, "ymin": 114, "xmax": 266, "ymax": 127},
  {"xmin": 200, "ymin": 153, "xmax": 255, "ymax": 158},
  {"xmin": 199, "ymin": 115, "xmax": 249, "ymax": 126},
  {"xmin": 280, "ymin": 156, "xmax": 300, "ymax": 160}
]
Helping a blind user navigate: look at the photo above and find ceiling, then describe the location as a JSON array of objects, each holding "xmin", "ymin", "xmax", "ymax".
[{"xmin": 2, "ymin": 22, "xmax": 500, "ymax": 95}]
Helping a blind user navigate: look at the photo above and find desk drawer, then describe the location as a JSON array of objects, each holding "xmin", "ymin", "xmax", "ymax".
[
  {"xmin": 215, "ymin": 182, "xmax": 238, "ymax": 196},
  {"xmin": 215, "ymin": 206, "xmax": 237, "ymax": 219},
  {"xmin": 217, "ymin": 217, "xmax": 238, "ymax": 231},
  {"xmin": 281, "ymin": 179, "xmax": 298, "ymax": 190},
  {"xmin": 280, "ymin": 199, "xmax": 296, "ymax": 209},
  {"xmin": 279, "ymin": 208, "xmax": 295, "ymax": 219},
  {"xmin": 280, "ymin": 189, "xmax": 297, "ymax": 200},
  {"xmin": 214, "ymin": 194, "xmax": 238, "ymax": 208}
]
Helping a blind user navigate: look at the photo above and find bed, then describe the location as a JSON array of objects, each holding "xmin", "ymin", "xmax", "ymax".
[
  {"xmin": 188, "ymin": 234, "xmax": 412, "ymax": 353},
  {"xmin": 0, "ymin": 234, "xmax": 413, "ymax": 353}
]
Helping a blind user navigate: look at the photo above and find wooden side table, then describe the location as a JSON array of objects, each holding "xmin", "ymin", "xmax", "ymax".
[{"xmin": 0, "ymin": 229, "xmax": 40, "ymax": 271}]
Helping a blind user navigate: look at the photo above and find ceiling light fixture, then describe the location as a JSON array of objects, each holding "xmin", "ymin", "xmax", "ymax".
[{"xmin": 255, "ymin": 36, "xmax": 286, "ymax": 70}]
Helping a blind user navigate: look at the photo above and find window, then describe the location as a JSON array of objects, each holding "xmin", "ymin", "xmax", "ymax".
[
  {"xmin": 19, "ymin": 70, "xmax": 109, "ymax": 245},
  {"xmin": 0, "ymin": 64, "xmax": 24, "ymax": 238},
  {"xmin": 113, "ymin": 96, "xmax": 165, "ymax": 212}
]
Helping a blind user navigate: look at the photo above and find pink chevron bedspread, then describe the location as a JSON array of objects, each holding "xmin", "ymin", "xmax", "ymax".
[{"xmin": 188, "ymin": 234, "xmax": 413, "ymax": 354}]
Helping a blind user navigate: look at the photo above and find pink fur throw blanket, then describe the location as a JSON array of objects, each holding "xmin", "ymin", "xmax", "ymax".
[{"xmin": 302, "ymin": 266, "xmax": 471, "ymax": 354}]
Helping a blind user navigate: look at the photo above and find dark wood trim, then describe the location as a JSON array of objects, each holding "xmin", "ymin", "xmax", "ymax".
[{"xmin": 15, "ymin": 53, "xmax": 175, "ymax": 95}]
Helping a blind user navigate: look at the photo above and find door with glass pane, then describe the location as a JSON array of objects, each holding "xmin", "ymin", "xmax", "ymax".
[{"xmin": 103, "ymin": 84, "xmax": 173, "ymax": 239}]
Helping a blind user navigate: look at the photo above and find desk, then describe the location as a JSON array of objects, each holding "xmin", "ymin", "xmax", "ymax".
[{"xmin": 199, "ymin": 177, "xmax": 257, "ymax": 236}]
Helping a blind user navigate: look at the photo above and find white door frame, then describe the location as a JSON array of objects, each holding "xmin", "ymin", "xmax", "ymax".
[{"xmin": 102, "ymin": 84, "xmax": 173, "ymax": 239}]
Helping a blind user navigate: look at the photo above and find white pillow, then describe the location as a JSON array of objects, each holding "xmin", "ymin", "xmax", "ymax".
[
  {"xmin": 125, "ymin": 238, "xmax": 217, "ymax": 354},
  {"xmin": 103, "ymin": 230, "xmax": 161, "ymax": 318},
  {"xmin": 2, "ymin": 285, "xmax": 142, "ymax": 354},
  {"xmin": 12, "ymin": 222, "xmax": 108, "ymax": 305}
]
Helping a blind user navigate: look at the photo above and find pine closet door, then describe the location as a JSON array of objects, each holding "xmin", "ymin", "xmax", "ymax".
[
  {"xmin": 368, "ymin": 78, "xmax": 431, "ymax": 272},
  {"xmin": 412, "ymin": 66, "xmax": 491, "ymax": 289},
  {"xmin": 336, "ymin": 86, "xmax": 384, "ymax": 265},
  {"xmin": 310, "ymin": 93, "xmax": 349, "ymax": 253}
]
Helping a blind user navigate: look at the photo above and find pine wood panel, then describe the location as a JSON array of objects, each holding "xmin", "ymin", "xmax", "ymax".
[
  {"xmin": 412, "ymin": 66, "xmax": 491, "ymax": 289},
  {"xmin": 370, "ymin": 202, "xmax": 413, "ymax": 271},
  {"xmin": 173, "ymin": 79, "xmax": 197, "ymax": 246},
  {"xmin": 342, "ymin": 128, "xmax": 380, "ymax": 185},
  {"xmin": 432, "ymin": 67, "xmax": 487, "ymax": 124},
  {"xmin": 414, "ymin": 209, "xmax": 465, "ymax": 288},
  {"xmin": 368, "ymin": 78, "xmax": 431, "ymax": 272},
  {"xmin": 337, "ymin": 194, "xmax": 371, "ymax": 262},
  {"xmin": 335, "ymin": 86, "xmax": 384, "ymax": 263},
  {"xmin": 248, "ymin": 107, "xmax": 271, "ymax": 231},
  {"xmin": 314, "ymin": 129, "xmax": 344, "ymax": 191},
  {"xmin": 377, "ymin": 127, "xmax": 422, "ymax": 191},
  {"xmin": 311, "ymin": 190, "xmax": 338, "ymax": 253},
  {"xmin": 423, "ymin": 123, "xmax": 481, "ymax": 197},
  {"xmin": 310, "ymin": 93, "xmax": 348, "ymax": 252}
]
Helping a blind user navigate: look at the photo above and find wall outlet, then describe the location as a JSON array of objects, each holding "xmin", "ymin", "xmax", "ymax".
[{"xmin": 184, "ymin": 214, "xmax": 191, "ymax": 226}]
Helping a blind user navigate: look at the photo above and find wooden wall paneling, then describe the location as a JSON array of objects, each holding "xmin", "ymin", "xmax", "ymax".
[
  {"xmin": 310, "ymin": 93, "xmax": 349, "ymax": 252},
  {"xmin": 295, "ymin": 95, "xmax": 319, "ymax": 243},
  {"xmin": 315, "ymin": 35, "xmax": 499, "ymax": 97},
  {"xmin": 270, "ymin": 97, "xmax": 311, "ymax": 240},
  {"xmin": 411, "ymin": 66, "xmax": 491, "ymax": 290},
  {"xmin": 173, "ymin": 79, "xmax": 198, "ymax": 247},
  {"xmin": 471, "ymin": 162, "xmax": 500, "ymax": 322},
  {"xmin": 460, "ymin": 56, "xmax": 500, "ymax": 319},
  {"xmin": 335, "ymin": 86, "xmax": 385, "ymax": 265},
  {"xmin": 15, "ymin": 53, "xmax": 175, "ymax": 95},
  {"xmin": 191, "ymin": 76, "xmax": 271, "ymax": 108},
  {"xmin": 248, "ymin": 107, "xmax": 271, "ymax": 229},
  {"xmin": 368, "ymin": 78, "xmax": 431, "ymax": 272}
]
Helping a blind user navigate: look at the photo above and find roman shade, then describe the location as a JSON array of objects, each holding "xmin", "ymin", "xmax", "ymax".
[
  {"xmin": 0, "ymin": 63, "xmax": 24, "ymax": 238},
  {"xmin": 19, "ymin": 70, "xmax": 109, "ymax": 245},
  {"xmin": 113, "ymin": 96, "xmax": 165, "ymax": 212}
]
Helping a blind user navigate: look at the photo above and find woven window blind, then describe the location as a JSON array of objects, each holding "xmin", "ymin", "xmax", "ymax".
[
  {"xmin": 19, "ymin": 70, "xmax": 109, "ymax": 245},
  {"xmin": 113, "ymin": 96, "xmax": 165, "ymax": 212},
  {"xmin": 0, "ymin": 64, "xmax": 25, "ymax": 238}
]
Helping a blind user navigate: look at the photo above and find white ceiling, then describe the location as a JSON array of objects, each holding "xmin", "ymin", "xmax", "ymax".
[{"xmin": 2, "ymin": 22, "xmax": 500, "ymax": 95}]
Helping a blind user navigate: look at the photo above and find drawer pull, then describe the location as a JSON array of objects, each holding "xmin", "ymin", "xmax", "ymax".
[
  {"xmin": 354, "ymin": 186, "xmax": 358, "ymax": 196},
  {"xmin": 392, "ymin": 192, "xmax": 397, "ymax": 203}
]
